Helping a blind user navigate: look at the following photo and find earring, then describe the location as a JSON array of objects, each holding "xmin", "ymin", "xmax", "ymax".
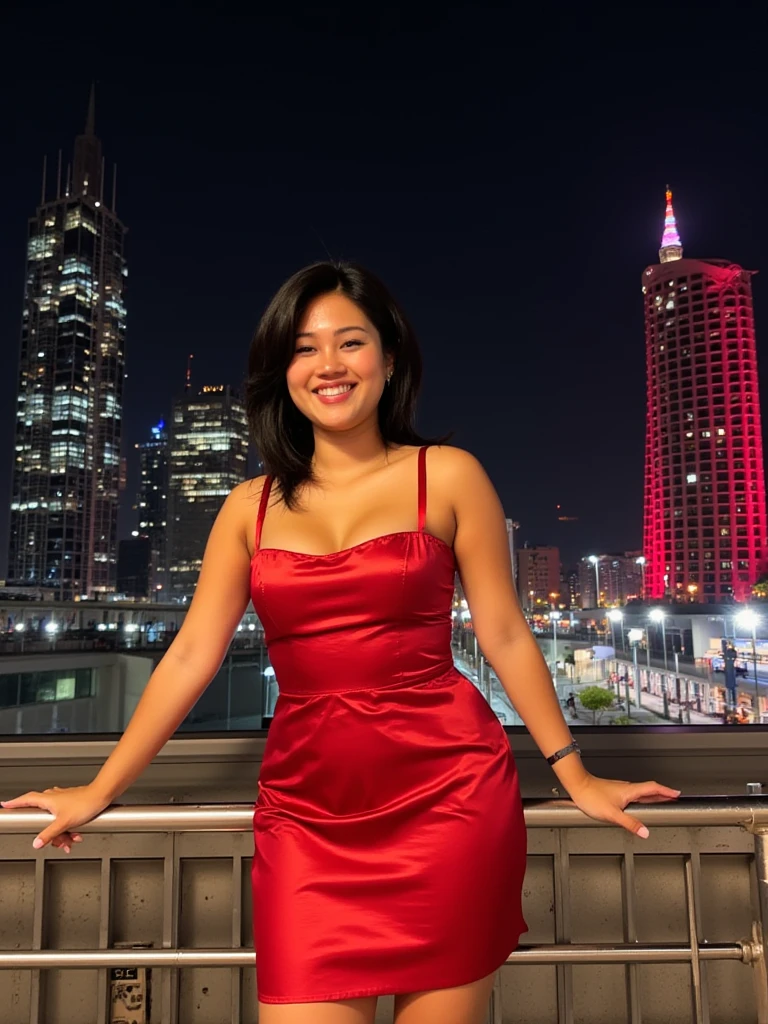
[{"xmin": 386, "ymin": 370, "xmax": 393, "ymax": 384}]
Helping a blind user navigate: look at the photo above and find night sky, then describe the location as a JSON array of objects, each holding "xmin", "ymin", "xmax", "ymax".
[{"xmin": 1, "ymin": 9, "xmax": 767, "ymax": 573}]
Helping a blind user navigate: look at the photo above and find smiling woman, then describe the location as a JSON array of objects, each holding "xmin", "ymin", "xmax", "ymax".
[
  {"xmin": 245, "ymin": 261, "xmax": 450, "ymax": 510},
  {"xmin": 2, "ymin": 260, "xmax": 679, "ymax": 1023}
]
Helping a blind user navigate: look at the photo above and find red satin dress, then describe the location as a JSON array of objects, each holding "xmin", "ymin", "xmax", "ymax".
[{"xmin": 250, "ymin": 445, "xmax": 527, "ymax": 1004}]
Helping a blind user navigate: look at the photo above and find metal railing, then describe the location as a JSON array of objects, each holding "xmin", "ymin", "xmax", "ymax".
[{"xmin": 1, "ymin": 798, "xmax": 767, "ymax": 1023}]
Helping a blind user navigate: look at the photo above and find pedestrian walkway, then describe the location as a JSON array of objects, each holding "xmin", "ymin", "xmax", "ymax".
[
  {"xmin": 452, "ymin": 648, "xmax": 720, "ymax": 727},
  {"xmin": 567, "ymin": 678, "xmax": 716, "ymax": 726}
]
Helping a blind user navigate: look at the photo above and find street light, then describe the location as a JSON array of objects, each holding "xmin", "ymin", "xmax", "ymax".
[
  {"xmin": 607, "ymin": 609, "xmax": 623, "ymax": 650},
  {"xmin": 550, "ymin": 611, "xmax": 562, "ymax": 686},
  {"xmin": 45, "ymin": 620, "xmax": 59, "ymax": 650},
  {"xmin": 607, "ymin": 610, "xmax": 623, "ymax": 696},
  {"xmin": 627, "ymin": 627, "xmax": 644, "ymax": 717},
  {"xmin": 649, "ymin": 608, "xmax": 668, "ymax": 671},
  {"xmin": 736, "ymin": 609, "xmax": 762, "ymax": 723},
  {"xmin": 636, "ymin": 556, "xmax": 646, "ymax": 600},
  {"xmin": 651, "ymin": 606, "xmax": 667, "ymax": 720},
  {"xmin": 588, "ymin": 555, "xmax": 600, "ymax": 608}
]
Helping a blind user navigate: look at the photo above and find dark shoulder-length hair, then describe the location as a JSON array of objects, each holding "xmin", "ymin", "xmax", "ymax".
[{"xmin": 246, "ymin": 260, "xmax": 451, "ymax": 510}]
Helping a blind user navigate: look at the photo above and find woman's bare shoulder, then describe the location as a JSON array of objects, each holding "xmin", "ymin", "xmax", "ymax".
[
  {"xmin": 226, "ymin": 477, "xmax": 271, "ymax": 557},
  {"xmin": 426, "ymin": 444, "xmax": 485, "ymax": 481},
  {"xmin": 236, "ymin": 475, "xmax": 270, "ymax": 500}
]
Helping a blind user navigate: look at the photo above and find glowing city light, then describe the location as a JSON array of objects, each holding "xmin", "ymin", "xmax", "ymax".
[{"xmin": 661, "ymin": 186, "xmax": 681, "ymax": 249}]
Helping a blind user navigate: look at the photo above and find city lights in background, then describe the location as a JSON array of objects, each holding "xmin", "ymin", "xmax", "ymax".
[{"xmin": 661, "ymin": 186, "xmax": 682, "ymax": 250}]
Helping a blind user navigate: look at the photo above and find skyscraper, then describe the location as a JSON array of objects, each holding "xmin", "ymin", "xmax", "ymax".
[
  {"xmin": 135, "ymin": 420, "xmax": 169, "ymax": 598},
  {"xmin": 8, "ymin": 89, "xmax": 127, "ymax": 600},
  {"xmin": 641, "ymin": 188, "xmax": 767, "ymax": 603},
  {"xmin": 167, "ymin": 385, "xmax": 248, "ymax": 599}
]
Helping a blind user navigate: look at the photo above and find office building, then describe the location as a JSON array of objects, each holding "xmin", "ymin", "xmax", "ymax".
[
  {"xmin": 517, "ymin": 545, "xmax": 561, "ymax": 612},
  {"xmin": 579, "ymin": 552, "xmax": 643, "ymax": 608},
  {"xmin": 135, "ymin": 420, "xmax": 169, "ymax": 598},
  {"xmin": 167, "ymin": 386, "xmax": 248, "ymax": 598},
  {"xmin": 116, "ymin": 536, "xmax": 151, "ymax": 599},
  {"xmin": 641, "ymin": 188, "xmax": 767, "ymax": 603},
  {"xmin": 8, "ymin": 89, "xmax": 127, "ymax": 599}
]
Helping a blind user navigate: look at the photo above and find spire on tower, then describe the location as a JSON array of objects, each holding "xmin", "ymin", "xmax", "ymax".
[
  {"xmin": 85, "ymin": 83, "xmax": 96, "ymax": 136},
  {"xmin": 659, "ymin": 185, "xmax": 683, "ymax": 263},
  {"xmin": 72, "ymin": 84, "xmax": 103, "ymax": 201}
]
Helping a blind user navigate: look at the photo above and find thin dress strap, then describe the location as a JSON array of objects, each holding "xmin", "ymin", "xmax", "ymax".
[
  {"xmin": 417, "ymin": 445, "xmax": 429, "ymax": 533},
  {"xmin": 254, "ymin": 476, "xmax": 273, "ymax": 552}
]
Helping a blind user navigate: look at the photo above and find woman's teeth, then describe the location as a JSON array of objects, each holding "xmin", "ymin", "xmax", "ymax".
[{"xmin": 316, "ymin": 384, "xmax": 354, "ymax": 396}]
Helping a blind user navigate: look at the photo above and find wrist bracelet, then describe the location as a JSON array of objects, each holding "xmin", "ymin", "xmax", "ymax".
[{"xmin": 546, "ymin": 740, "xmax": 581, "ymax": 766}]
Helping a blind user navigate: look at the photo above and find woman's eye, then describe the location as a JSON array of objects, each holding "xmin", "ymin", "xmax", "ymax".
[{"xmin": 295, "ymin": 340, "xmax": 362, "ymax": 354}]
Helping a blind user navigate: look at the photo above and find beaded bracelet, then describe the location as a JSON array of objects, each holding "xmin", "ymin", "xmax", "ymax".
[{"xmin": 546, "ymin": 740, "xmax": 581, "ymax": 766}]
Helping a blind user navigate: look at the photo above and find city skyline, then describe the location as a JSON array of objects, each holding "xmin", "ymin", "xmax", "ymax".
[{"xmin": 1, "ymin": 12, "xmax": 767, "ymax": 576}]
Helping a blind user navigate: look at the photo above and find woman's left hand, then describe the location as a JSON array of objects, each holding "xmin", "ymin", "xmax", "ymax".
[{"xmin": 567, "ymin": 774, "xmax": 681, "ymax": 838}]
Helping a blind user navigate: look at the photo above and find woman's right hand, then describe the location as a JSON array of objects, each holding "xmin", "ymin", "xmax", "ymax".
[{"xmin": 0, "ymin": 784, "xmax": 111, "ymax": 853}]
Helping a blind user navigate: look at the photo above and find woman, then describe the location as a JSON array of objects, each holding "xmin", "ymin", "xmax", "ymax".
[{"xmin": 2, "ymin": 262, "xmax": 679, "ymax": 1023}]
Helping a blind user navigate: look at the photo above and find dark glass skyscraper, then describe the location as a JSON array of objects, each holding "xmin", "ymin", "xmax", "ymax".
[
  {"xmin": 135, "ymin": 420, "xmax": 169, "ymax": 598},
  {"xmin": 168, "ymin": 386, "xmax": 248, "ymax": 599},
  {"xmin": 8, "ymin": 90, "xmax": 127, "ymax": 599}
]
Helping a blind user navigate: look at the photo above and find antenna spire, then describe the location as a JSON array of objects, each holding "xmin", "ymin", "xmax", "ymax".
[
  {"xmin": 659, "ymin": 185, "xmax": 683, "ymax": 263},
  {"xmin": 73, "ymin": 84, "xmax": 102, "ymax": 199},
  {"xmin": 85, "ymin": 82, "xmax": 96, "ymax": 135}
]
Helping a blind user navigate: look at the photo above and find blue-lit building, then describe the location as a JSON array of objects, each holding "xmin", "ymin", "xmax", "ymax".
[
  {"xmin": 134, "ymin": 420, "xmax": 169, "ymax": 598},
  {"xmin": 168, "ymin": 386, "xmax": 248, "ymax": 599},
  {"xmin": 7, "ymin": 89, "xmax": 127, "ymax": 600}
]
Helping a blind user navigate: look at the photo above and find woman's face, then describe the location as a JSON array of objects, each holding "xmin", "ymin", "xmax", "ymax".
[{"xmin": 286, "ymin": 291, "xmax": 393, "ymax": 432}]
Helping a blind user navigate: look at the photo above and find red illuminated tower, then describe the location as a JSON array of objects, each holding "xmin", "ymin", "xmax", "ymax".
[{"xmin": 641, "ymin": 188, "xmax": 768, "ymax": 604}]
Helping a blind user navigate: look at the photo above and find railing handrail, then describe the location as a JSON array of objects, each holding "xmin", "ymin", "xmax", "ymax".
[
  {"xmin": 0, "ymin": 942, "xmax": 747, "ymax": 970},
  {"xmin": 2, "ymin": 796, "xmax": 768, "ymax": 834},
  {"xmin": 2, "ymin": 796, "xmax": 766, "ymax": 1021}
]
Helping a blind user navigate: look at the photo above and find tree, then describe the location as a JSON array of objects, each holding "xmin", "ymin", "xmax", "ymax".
[
  {"xmin": 578, "ymin": 686, "xmax": 617, "ymax": 725},
  {"xmin": 752, "ymin": 575, "xmax": 768, "ymax": 600}
]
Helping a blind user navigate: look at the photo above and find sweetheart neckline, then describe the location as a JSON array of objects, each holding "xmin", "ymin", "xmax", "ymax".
[{"xmin": 253, "ymin": 530, "xmax": 454, "ymax": 561}]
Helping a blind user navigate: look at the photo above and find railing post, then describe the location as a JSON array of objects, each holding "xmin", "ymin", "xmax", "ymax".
[
  {"xmin": 750, "ymin": 828, "xmax": 768, "ymax": 1022},
  {"xmin": 485, "ymin": 968, "xmax": 503, "ymax": 1024}
]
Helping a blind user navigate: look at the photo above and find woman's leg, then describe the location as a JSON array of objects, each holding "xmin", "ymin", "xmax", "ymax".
[
  {"xmin": 393, "ymin": 969, "xmax": 497, "ymax": 1024},
  {"xmin": 258, "ymin": 995, "xmax": 378, "ymax": 1024}
]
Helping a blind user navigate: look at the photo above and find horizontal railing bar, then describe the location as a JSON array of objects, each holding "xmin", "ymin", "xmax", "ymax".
[
  {"xmin": 0, "ymin": 943, "xmax": 745, "ymax": 970},
  {"xmin": 1, "ymin": 797, "xmax": 767, "ymax": 834}
]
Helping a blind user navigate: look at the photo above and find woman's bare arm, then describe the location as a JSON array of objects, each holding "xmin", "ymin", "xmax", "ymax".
[
  {"xmin": 436, "ymin": 447, "xmax": 589, "ymax": 790},
  {"xmin": 432, "ymin": 446, "xmax": 679, "ymax": 835},
  {"xmin": 89, "ymin": 477, "xmax": 263, "ymax": 803}
]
